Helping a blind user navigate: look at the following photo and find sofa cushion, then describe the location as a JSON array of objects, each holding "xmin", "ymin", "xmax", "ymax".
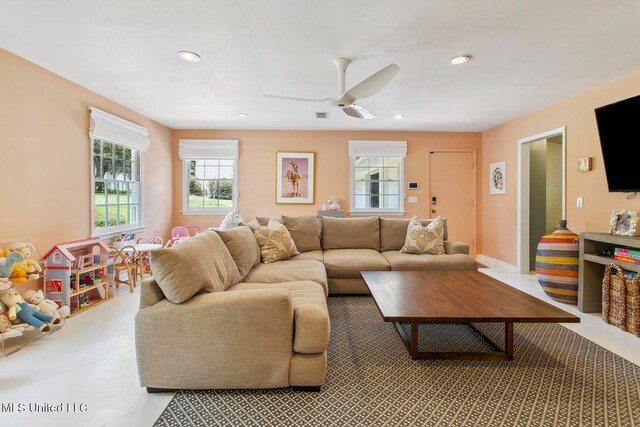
[
  {"xmin": 228, "ymin": 281, "xmax": 330, "ymax": 354},
  {"xmin": 400, "ymin": 216, "xmax": 445, "ymax": 255},
  {"xmin": 381, "ymin": 251, "xmax": 478, "ymax": 271},
  {"xmin": 282, "ymin": 215, "xmax": 322, "ymax": 253},
  {"xmin": 216, "ymin": 226, "xmax": 261, "ymax": 280},
  {"xmin": 243, "ymin": 260, "xmax": 328, "ymax": 295},
  {"xmin": 289, "ymin": 250, "xmax": 324, "ymax": 262},
  {"xmin": 380, "ymin": 217, "xmax": 449, "ymax": 251},
  {"xmin": 323, "ymin": 249, "xmax": 390, "ymax": 278},
  {"xmin": 250, "ymin": 219, "xmax": 300, "ymax": 263},
  {"xmin": 321, "ymin": 216, "xmax": 380, "ymax": 250},
  {"xmin": 149, "ymin": 231, "xmax": 241, "ymax": 304}
]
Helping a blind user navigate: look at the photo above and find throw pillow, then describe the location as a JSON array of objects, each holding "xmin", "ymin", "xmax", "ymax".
[
  {"xmin": 150, "ymin": 231, "xmax": 241, "ymax": 304},
  {"xmin": 250, "ymin": 219, "xmax": 300, "ymax": 263},
  {"xmin": 400, "ymin": 216, "xmax": 445, "ymax": 255},
  {"xmin": 281, "ymin": 215, "xmax": 322, "ymax": 253},
  {"xmin": 216, "ymin": 226, "xmax": 261, "ymax": 280}
]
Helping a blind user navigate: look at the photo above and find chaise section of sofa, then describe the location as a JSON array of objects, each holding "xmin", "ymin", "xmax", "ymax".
[{"xmin": 135, "ymin": 230, "xmax": 330, "ymax": 391}]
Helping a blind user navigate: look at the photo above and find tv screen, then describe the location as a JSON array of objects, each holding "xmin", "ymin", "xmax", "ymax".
[{"xmin": 595, "ymin": 93, "xmax": 640, "ymax": 192}]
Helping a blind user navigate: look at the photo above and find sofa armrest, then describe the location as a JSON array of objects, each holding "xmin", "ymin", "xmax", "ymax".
[
  {"xmin": 443, "ymin": 240, "xmax": 470, "ymax": 255},
  {"xmin": 135, "ymin": 288, "xmax": 294, "ymax": 389},
  {"xmin": 139, "ymin": 278, "xmax": 166, "ymax": 309}
]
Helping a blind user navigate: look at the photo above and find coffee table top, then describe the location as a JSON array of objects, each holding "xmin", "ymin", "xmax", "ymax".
[{"xmin": 361, "ymin": 271, "xmax": 580, "ymax": 324}]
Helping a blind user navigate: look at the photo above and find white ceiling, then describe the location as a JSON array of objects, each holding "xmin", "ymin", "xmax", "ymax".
[{"xmin": 2, "ymin": 1, "xmax": 640, "ymax": 131}]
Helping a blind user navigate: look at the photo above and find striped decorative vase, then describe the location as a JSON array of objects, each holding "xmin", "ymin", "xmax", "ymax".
[{"xmin": 535, "ymin": 220, "xmax": 579, "ymax": 304}]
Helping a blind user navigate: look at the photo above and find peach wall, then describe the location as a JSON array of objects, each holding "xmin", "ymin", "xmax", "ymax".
[
  {"xmin": 0, "ymin": 48, "xmax": 174, "ymax": 253},
  {"xmin": 482, "ymin": 68, "xmax": 640, "ymax": 265},
  {"xmin": 171, "ymin": 130, "xmax": 481, "ymax": 248}
]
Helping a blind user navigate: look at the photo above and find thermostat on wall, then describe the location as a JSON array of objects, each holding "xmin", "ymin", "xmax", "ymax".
[{"xmin": 408, "ymin": 182, "xmax": 419, "ymax": 190}]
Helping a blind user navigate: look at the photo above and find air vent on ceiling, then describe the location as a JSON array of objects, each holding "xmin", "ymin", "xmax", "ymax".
[{"xmin": 315, "ymin": 112, "xmax": 329, "ymax": 119}]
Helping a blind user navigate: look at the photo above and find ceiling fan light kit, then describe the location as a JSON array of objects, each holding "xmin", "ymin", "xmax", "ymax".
[{"xmin": 264, "ymin": 57, "xmax": 400, "ymax": 120}]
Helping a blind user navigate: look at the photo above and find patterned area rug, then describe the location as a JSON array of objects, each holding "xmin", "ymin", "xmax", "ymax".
[{"xmin": 154, "ymin": 296, "xmax": 640, "ymax": 426}]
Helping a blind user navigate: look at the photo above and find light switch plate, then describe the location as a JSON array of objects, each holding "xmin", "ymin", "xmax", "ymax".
[
  {"xmin": 408, "ymin": 196, "xmax": 418, "ymax": 204},
  {"xmin": 577, "ymin": 196, "xmax": 583, "ymax": 208}
]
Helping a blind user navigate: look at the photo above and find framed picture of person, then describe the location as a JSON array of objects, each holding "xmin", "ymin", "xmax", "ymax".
[{"xmin": 276, "ymin": 152, "xmax": 315, "ymax": 204}]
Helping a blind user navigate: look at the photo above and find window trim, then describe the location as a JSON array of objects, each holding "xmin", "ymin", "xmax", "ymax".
[
  {"xmin": 89, "ymin": 107, "xmax": 149, "ymax": 238},
  {"xmin": 348, "ymin": 140, "xmax": 407, "ymax": 215},
  {"xmin": 180, "ymin": 159, "xmax": 238, "ymax": 216}
]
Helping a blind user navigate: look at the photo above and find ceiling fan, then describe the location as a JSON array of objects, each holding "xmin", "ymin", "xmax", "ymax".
[{"xmin": 263, "ymin": 57, "xmax": 399, "ymax": 119}]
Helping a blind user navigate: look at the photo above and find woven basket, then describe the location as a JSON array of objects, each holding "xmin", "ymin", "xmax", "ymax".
[{"xmin": 602, "ymin": 264, "xmax": 640, "ymax": 337}]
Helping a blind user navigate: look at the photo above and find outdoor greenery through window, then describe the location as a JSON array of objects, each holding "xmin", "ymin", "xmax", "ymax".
[
  {"xmin": 93, "ymin": 139, "xmax": 141, "ymax": 232},
  {"xmin": 186, "ymin": 159, "xmax": 235, "ymax": 211},
  {"xmin": 353, "ymin": 156, "xmax": 402, "ymax": 210}
]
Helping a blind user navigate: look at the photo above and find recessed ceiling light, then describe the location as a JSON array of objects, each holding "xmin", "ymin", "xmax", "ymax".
[
  {"xmin": 177, "ymin": 51, "xmax": 201, "ymax": 62},
  {"xmin": 237, "ymin": 113, "xmax": 249, "ymax": 118},
  {"xmin": 450, "ymin": 55, "xmax": 471, "ymax": 65},
  {"xmin": 393, "ymin": 114, "xmax": 405, "ymax": 119}
]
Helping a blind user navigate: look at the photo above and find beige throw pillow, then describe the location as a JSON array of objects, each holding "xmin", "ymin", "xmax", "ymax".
[
  {"xmin": 149, "ymin": 231, "xmax": 241, "ymax": 304},
  {"xmin": 282, "ymin": 215, "xmax": 321, "ymax": 253},
  {"xmin": 400, "ymin": 216, "xmax": 445, "ymax": 255},
  {"xmin": 250, "ymin": 219, "xmax": 300, "ymax": 263},
  {"xmin": 216, "ymin": 226, "xmax": 261, "ymax": 280}
]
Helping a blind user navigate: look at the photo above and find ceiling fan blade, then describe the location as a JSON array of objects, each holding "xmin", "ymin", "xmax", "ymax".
[
  {"xmin": 263, "ymin": 94, "xmax": 323, "ymax": 103},
  {"xmin": 343, "ymin": 104, "xmax": 376, "ymax": 119},
  {"xmin": 345, "ymin": 63, "xmax": 399, "ymax": 100}
]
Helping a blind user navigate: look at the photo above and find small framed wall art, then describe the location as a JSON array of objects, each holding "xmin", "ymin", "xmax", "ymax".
[
  {"xmin": 578, "ymin": 157, "xmax": 593, "ymax": 172},
  {"xmin": 490, "ymin": 161, "xmax": 506, "ymax": 195},
  {"xmin": 276, "ymin": 151, "xmax": 315, "ymax": 204},
  {"xmin": 609, "ymin": 209, "xmax": 638, "ymax": 236}
]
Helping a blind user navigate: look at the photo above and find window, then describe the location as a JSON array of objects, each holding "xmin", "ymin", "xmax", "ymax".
[
  {"xmin": 89, "ymin": 107, "xmax": 149, "ymax": 236},
  {"xmin": 349, "ymin": 140, "xmax": 406, "ymax": 214},
  {"xmin": 92, "ymin": 139, "xmax": 141, "ymax": 231},
  {"xmin": 179, "ymin": 139, "xmax": 239, "ymax": 214}
]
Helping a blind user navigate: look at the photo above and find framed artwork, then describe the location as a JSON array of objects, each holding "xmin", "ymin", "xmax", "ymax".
[
  {"xmin": 578, "ymin": 157, "xmax": 592, "ymax": 172},
  {"xmin": 276, "ymin": 152, "xmax": 315, "ymax": 204},
  {"xmin": 490, "ymin": 161, "xmax": 506, "ymax": 195},
  {"xmin": 609, "ymin": 210, "xmax": 638, "ymax": 236}
]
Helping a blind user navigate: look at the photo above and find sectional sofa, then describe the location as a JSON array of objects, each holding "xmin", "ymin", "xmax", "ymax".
[{"xmin": 135, "ymin": 215, "xmax": 477, "ymax": 392}]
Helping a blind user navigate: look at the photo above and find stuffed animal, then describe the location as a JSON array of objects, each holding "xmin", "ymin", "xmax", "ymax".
[
  {"xmin": 0, "ymin": 252, "xmax": 24, "ymax": 279},
  {"xmin": 219, "ymin": 210, "xmax": 245, "ymax": 230},
  {"xmin": 0, "ymin": 289, "xmax": 60, "ymax": 332},
  {"xmin": 6, "ymin": 242, "xmax": 42, "ymax": 277},
  {"xmin": 0, "ymin": 278, "xmax": 11, "ymax": 291},
  {"xmin": 23, "ymin": 289, "xmax": 70, "ymax": 319}
]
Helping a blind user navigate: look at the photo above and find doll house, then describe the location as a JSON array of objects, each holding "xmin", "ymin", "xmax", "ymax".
[{"xmin": 43, "ymin": 238, "xmax": 114, "ymax": 316}]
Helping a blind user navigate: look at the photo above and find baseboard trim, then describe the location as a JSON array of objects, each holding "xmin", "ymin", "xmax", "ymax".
[{"xmin": 476, "ymin": 254, "xmax": 518, "ymax": 273}]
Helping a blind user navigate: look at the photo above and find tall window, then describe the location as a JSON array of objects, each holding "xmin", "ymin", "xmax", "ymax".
[
  {"xmin": 93, "ymin": 139, "xmax": 141, "ymax": 231},
  {"xmin": 349, "ymin": 140, "xmax": 406, "ymax": 214},
  {"xmin": 89, "ymin": 107, "xmax": 149, "ymax": 236},
  {"xmin": 179, "ymin": 139, "xmax": 239, "ymax": 215}
]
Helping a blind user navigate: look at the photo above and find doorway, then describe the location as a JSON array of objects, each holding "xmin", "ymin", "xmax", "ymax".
[
  {"xmin": 429, "ymin": 150, "xmax": 477, "ymax": 256},
  {"xmin": 517, "ymin": 127, "xmax": 566, "ymax": 274}
]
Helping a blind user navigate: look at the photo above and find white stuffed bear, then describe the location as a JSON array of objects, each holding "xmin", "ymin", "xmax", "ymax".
[{"xmin": 23, "ymin": 290, "xmax": 70, "ymax": 319}]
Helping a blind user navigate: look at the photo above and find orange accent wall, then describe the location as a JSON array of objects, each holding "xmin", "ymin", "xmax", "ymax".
[
  {"xmin": 481, "ymin": 68, "xmax": 640, "ymax": 265},
  {"xmin": 171, "ymin": 130, "xmax": 482, "ymax": 247},
  {"xmin": 0, "ymin": 48, "xmax": 174, "ymax": 252}
]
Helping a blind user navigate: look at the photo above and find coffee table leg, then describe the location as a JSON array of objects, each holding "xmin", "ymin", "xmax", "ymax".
[
  {"xmin": 393, "ymin": 322, "xmax": 420, "ymax": 360},
  {"xmin": 505, "ymin": 322, "xmax": 514, "ymax": 361}
]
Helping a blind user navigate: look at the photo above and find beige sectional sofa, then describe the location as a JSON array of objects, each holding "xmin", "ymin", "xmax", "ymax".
[{"xmin": 135, "ymin": 215, "xmax": 476, "ymax": 392}]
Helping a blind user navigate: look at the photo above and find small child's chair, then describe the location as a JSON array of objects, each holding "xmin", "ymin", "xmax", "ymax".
[{"xmin": 167, "ymin": 225, "xmax": 200, "ymax": 247}]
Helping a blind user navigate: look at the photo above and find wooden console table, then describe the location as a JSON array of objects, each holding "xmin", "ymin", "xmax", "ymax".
[{"xmin": 578, "ymin": 232, "xmax": 640, "ymax": 313}]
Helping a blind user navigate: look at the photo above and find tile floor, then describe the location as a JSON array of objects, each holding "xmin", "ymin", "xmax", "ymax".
[{"xmin": 1, "ymin": 261, "xmax": 639, "ymax": 427}]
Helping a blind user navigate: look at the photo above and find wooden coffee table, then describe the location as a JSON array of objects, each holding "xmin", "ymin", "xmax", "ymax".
[{"xmin": 361, "ymin": 271, "xmax": 580, "ymax": 361}]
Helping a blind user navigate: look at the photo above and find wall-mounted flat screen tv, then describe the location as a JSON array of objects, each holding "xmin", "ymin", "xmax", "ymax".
[{"xmin": 595, "ymin": 93, "xmax": 640, "ymax": 192}]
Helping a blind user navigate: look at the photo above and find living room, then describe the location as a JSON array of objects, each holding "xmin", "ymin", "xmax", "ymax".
[{"xmin": 1, "ymin": 1, "xmax": 640, "ymax": 426}]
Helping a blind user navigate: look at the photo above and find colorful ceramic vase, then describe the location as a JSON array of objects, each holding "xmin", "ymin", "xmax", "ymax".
[{"xmin": 535, "ymin": 220, "xmax": 580, "ymax": 304}]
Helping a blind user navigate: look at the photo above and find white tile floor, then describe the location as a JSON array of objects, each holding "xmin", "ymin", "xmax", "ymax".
[{"xmin": 1, "ymin": 262, "xmax": 639, "ymax": 427}]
